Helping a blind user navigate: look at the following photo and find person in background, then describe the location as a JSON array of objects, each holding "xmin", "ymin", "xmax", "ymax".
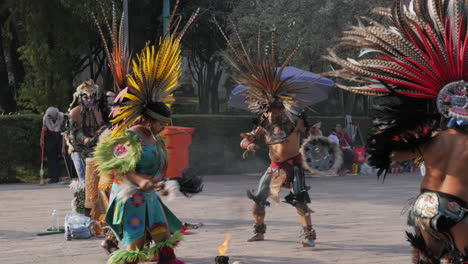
[
  {"xmin": 327, "ymin": 128, "xmax": 340, "ymax": 146},
  {"xmin": 309, "ymin": 121, "xmax": 323, "ymax": 137},
  {"xmin": 40, "ymin": 107, "xmax": 65, "ymax": 183},
  {"xmin": 330, "ymin": 124, "xmax": 354, "ymax": 174}
]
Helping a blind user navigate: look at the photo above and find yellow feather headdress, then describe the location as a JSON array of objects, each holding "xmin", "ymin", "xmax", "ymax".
[{"xmin": 108, "ymin": 1, "xmax": 199, "ymax": 138}]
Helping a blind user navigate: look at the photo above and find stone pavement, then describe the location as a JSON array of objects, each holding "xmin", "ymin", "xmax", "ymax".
[{"xmin": 0, "ymin": 172, "xmax": 422, "ymax": 264}]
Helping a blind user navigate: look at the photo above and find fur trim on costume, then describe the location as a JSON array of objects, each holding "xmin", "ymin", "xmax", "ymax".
[
  {"xmin": 246, "ymin": 190, "xmax": 270, "ymax": 207},
  {"xmin": 107, "ymin": 249, "xmax": 147, "ymax": 264},
  {"xmin": 406, "ymin": 231, "xmax": 441, "ymax": 263},
  {"xmin": 159, "ymin": 169, "xmax": 205, "ymax": 201},
  {"xmin": 116, "ymin": 182, "xmax": 139, "ymax": 203},
  {"xmin": 146, "ymin": 231, "xmax": 184, "ymax": 260},
  {"xmin": 253, "ymin": 223, "xmax": 267, "ymax": 234},
  {"xmin": 300, "ymin": 136, "xmax": 343, "ymax": 176},
  {"xmin": 176, "ymin": 168, "xmax": 204, "ymax": 198},
  {"xmin": 70, "ymin": 180, "xmax": 86, "ymax": 213},
  {"xmin": 93, "ymin": 131, "xmax": 143, "ymax": 175},
  {"xmin": 366, "ymin": 96, "xmax": 439, "ymax": 177},
  {"xmin": 165, "ymin": 180, "xmax": 180, "ymax": 201}
]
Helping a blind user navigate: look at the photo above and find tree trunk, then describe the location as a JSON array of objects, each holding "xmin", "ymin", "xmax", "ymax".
[
  {"xmin": 338, "ymin": 89, "xmax": 345, "ymax": 116},
  {"xmin": 88, "ymin": 44, "xmax": 95, "ymax": 80},
  {"xmin": 104, "ymin": 63, "xmax": 113, "ymax": 92},
  {"xmin": 209, "ymin": 66, "xmax": 223, "ymax": 114},
  {"xmin": 0, "ymin": 13, "xmax": 15, "ymax": 112},
  {"xmin": 197, "ymin": 64, "xmax": 209, "ymax": 113},
  {"xmin": 345, "ymin": 93, "xmax": 356, "ymax": 115},
  {"xmin": 7, "ymin": 18, "xmax": 24, "ymax": 98}
]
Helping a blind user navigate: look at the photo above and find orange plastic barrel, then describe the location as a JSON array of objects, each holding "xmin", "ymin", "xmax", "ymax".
[{"xmin": 160, "ymin": 126, "xmax": 195, "ymax": 178}]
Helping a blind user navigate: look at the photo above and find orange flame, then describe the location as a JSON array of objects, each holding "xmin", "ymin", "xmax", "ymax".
[{"xmin": 218, "ymin": 232, "xmax": 232, "ymax": 256}]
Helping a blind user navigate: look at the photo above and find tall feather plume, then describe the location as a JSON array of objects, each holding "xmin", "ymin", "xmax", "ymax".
[
  {"xmin": 257, "ymin": 30, "xmax": 262, "ymax": 61},
  {"xmin": 271, "ymin": 25, "xmax": 277, "ymax": 63},
  {"xmin": 162, "ymin": 0, "xmax": 180, "ymax": 39},
  {"xmin": 94, "ymin": 1, "xmax": 131, "ymax": 92},
  {"xmin": 216, "ymin": 19, "xmax": 320, "ymax": 117},
  {"xmin": 323, "ymin": 0, "xmax": 468, "ymax": 176},
  {"xmin": 109, "ymin": 3, "xmax": 198, "ymax": 138},
  {"xmin": 324, "ymin": 0, "xmax": 468, "ymax": 99}
]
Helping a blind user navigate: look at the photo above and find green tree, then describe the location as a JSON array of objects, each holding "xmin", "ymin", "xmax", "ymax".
[
  {"xmin": 0, "ymin": 0, "xmax": 25, "ymax": 113},
  {"xmin": 182, "ymin": 0, "xmax": 236, "ymax": 114},
  {"xmin": 6, "ymin": 0, "xmax": 115, "ymax": 112},
  {"xmin": 228, "ymin": 0, "xmax": 391, "ymax": 116},
  {"xmin": 0, "ymin": 0, "xmax": 13, "ymax": 113}
]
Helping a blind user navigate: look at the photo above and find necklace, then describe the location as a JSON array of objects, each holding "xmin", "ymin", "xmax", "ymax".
[
  {"xmin": 150, "ymin": 130, "xmax": 158, "ymax": 143},
  {"xmin": 147, "ymin": 124, "xmax": 158, "ymax": 144}
]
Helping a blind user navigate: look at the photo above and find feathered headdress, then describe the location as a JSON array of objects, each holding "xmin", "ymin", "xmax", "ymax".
[
  {"xmin": 324, "ymin": 0, "xmax": 468, "ymax": 175},
  {"xmin": 217, "ymin": 20, "xmax": 320, "ymax": 122},
  {"xmin": 94, "ymin": 2, "xmax": 131, "ymax": 92},
  {"xmin": 325, "ymin": 0, "xmax": 468, "ymax": 114},
  {"xmin": 108, "ymin": 1, "xmax": 199, "ymax": 137}
]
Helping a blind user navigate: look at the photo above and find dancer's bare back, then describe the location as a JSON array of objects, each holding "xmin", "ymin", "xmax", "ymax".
[
  {"xmin": 421, "ymin": 128, "xmax": 468, "ymax": 201},
  {"xmin": 393, "ymin": 128, "xmax": 468, "ymax": 253}
]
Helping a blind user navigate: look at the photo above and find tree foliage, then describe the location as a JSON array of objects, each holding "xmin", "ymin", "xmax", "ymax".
[
  {"xmin": 6, "ymin": 0, "xmax": 114, "ymax": 112},
  {"xmin": 181, "ymin": 0, "xmax": 236, "ymax": 113},
  {"xmin": 0, "ymin": 0, "xmax": 394, "ymax": 115},
  {"xmin": 228, "ymin": 0, "xmax": 391, "ymax": 115}
]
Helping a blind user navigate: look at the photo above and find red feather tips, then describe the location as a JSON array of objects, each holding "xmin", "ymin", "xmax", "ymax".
[
  {"xmin": 391, "ymin": 125, "xmax": 433, "ymax": 142},
  {"xmin": 325, "ymin": 0, "xmax": 468, "ymax": 98}
]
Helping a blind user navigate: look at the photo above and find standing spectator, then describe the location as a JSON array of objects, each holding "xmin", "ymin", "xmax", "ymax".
[
  {"xmin": 40, "ymin": 107, "xmax": 65, "ymax": 183},
  {"xmin": 330, "ymin": 124, "xmax": 354, "ymax": 174}
]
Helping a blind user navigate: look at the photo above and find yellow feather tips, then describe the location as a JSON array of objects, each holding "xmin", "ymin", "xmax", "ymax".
[
  {"xmin": 125, "ymin": 35, "xmax": 181, "ymax": 106},
  {"xmin": 155, "ymin": 36, "xmax": 182, "ymax": 106},
  {"xmin": 108, "ymin": 35, "xmax": 182, "ymax": 138}
]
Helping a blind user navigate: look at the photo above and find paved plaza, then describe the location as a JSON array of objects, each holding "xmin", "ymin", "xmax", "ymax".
[{"xmin": 0, "ymin": 172, "xmax": 421, "ymax": 264}]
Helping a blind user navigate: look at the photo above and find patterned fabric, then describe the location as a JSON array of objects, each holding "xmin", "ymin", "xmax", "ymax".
[
  {"xmin": 407, "ymin": 190, "xmax": 468, "ymax": 261},
  {"xmin": 102, "ymin": 130, "xmax": 182, "ymax": 248},
  {"xmin": 71, "ymin": 152, "xmax": 86, "ymax": 182},
  {"xmin": 248, "ymin": 156, "xmax": 309, "ymax": 206},
  {"xmin": 408, "ymin": 190, "xmax": 468, "ymax": 232}
]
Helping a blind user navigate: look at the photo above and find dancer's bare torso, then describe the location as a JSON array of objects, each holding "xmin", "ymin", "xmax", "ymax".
[
  {"xmin": 394, "ymin": 128, "xmax": 468, "ymax": 201},
  {"xmin": 252, "ymin": 119, "xmax": 305, "ymax": 163}
]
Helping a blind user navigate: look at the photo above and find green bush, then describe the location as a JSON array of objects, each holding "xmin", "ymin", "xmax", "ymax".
[
  {"xmin": 0, "ymin": 114, "xmax": 371, "ymax": 183},
  {"xmin": 0, "ymin": 114, "xmax": 42, "ymax": 183}
]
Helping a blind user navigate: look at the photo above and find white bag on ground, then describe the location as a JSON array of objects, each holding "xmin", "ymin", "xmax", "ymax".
[
  {"xmin": 360, "ymin": 162, "xmax": 377, "ymax": 175},
  {"xmin": 64, "ymin": 211, "xmax": 92, "ymax": 239}
]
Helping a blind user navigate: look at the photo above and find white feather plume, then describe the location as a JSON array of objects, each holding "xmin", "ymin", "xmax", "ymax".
[
  {"xmin": 69, "ymin": 180, "xmax": 84, "ymax": 191},
  {"xmin": 165, "ymin": 180, "xmax": 181, "ymax": 202},
  {"xmin": 116, "ymin": 182, "xmax": 139, "ymax": 203}
]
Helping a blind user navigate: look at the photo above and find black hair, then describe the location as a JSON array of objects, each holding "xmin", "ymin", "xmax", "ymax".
[{"xmin": 145, "ymin": 102, "xmax": 171, "ymax": 119}]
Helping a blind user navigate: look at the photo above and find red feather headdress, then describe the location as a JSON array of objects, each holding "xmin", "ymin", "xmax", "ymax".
[{"xmin": 325, "ymin": 0, "xmax": 468, "ymax": 99}]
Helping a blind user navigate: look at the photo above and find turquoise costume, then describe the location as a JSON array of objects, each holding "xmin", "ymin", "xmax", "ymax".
[
  {"xmin": 95, "ymin": 130, "xmax": 183, "ymax": 262},
  {"xmin": 91, "ymin": 2, "xmax": 199, "ymax": 261}
]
